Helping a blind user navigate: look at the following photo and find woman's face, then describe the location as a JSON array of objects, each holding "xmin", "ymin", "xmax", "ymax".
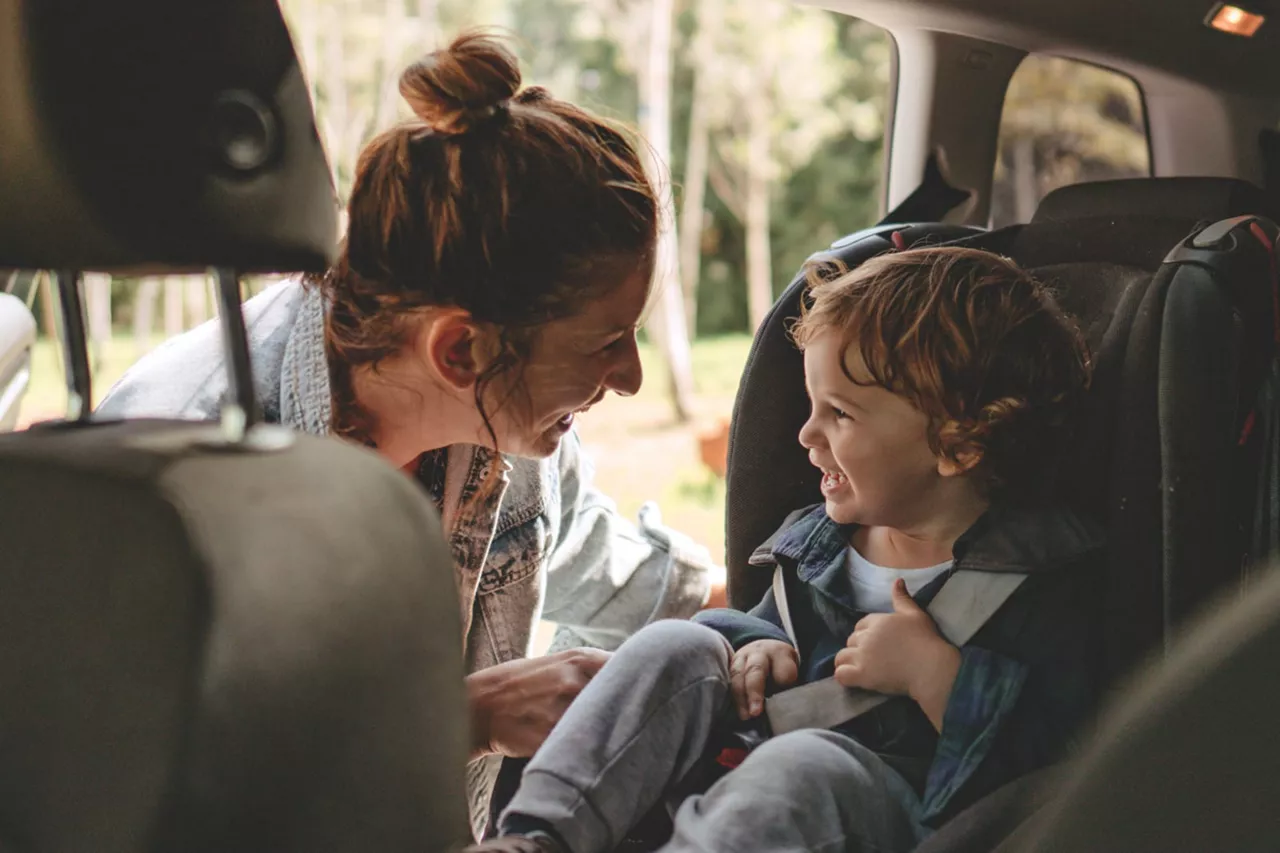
[{"xmin": 485, "ymin": 264, "xmax": 650, "ymax": 458}]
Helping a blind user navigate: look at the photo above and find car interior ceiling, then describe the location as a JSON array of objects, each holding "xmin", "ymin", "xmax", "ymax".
[
  {"xmin": 828, "ymin": 0, "xmax": 1280, "ymax": 100},
  {"xmin": 6, "ymin": 1, "xmax": 1280, "ymax": 852},
  {"xmin": 835, "ymin": 0, "xmax": 1280, "ymax": 227}
]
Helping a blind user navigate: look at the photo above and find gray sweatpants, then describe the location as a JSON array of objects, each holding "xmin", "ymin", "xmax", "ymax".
[{"xmin": 500, "ymin": 620, "xmax": 930, "ymax": 853}]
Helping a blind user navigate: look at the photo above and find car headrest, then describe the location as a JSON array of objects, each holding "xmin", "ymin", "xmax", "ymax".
[
  {"xmin": 0, "ymin": 0, "xmax": 337, "ymax": 273},
  {"xmin": 1032, "ymin": 178, "xmax": 1269, "ymax": 225},
  {"xmin": 0, "ymin": 420, "xmax": 473, "ymax": 852}
]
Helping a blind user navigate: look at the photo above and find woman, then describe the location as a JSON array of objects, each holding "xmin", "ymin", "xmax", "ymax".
[{"xmin": 97, "ymin": 31, "xmax": 721, "ymax": 836}]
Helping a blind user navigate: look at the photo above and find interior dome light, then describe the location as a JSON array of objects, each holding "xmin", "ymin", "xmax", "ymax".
[{"xmin": 1206, "ymin": 3, "xmax": 1266, "ymax": 36}]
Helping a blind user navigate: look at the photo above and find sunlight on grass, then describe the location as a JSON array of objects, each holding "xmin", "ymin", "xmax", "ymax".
[{"xmin": 23, "ymin": 335, "xmax": 167, "ymax": 424}]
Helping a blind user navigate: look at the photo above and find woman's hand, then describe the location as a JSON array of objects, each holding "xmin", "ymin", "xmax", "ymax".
[
  {"xmin": 833, "ymin": 579, "xmax": 960, "ymax": 730},
  {"xmin": 466, "ymin": 648, "xmax": 611, "ymax": 759},
  {"xmin": 730, "ymin": 639, "xmax": 799, "ymax": 720}
]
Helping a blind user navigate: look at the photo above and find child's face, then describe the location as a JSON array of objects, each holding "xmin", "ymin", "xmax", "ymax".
[{"xmin": 798, "ymin": 331, "xmax": 962, "ymax": 528}]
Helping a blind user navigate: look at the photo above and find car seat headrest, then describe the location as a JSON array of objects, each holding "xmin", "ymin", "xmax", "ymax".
[
  {"xmin": 0, "ymin": 0, "xmax": 337, "ymax": 273},
  {"xmin": 0, "ymin": 422, "xmax": 473, "ymax": 852},
  {"xmin": 1032, "ymin": 178, "xmax": 1269, "ymax": 225}
]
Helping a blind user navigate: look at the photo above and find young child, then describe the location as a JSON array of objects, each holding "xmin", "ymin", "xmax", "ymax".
[{"xmin": 469, "ymin": 246, "xmax": 1105, "ymax": 853}]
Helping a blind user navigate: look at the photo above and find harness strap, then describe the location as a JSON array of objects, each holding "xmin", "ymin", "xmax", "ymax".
[{"xmin": 764, "ymin": 567, "xmax": 1028, "ymax": 734}]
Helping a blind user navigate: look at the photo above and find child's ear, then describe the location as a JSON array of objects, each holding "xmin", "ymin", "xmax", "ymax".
[{"xmin": 937, "ymin": 445, "xmax": 983, "ymax": 478}]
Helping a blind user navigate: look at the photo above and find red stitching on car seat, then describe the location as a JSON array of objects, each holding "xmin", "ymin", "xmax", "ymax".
[
  {"xmin": 1240, "ymin": 410, "xmax": 1258, "ymax": 446},
  {"xmin": 1238, "ymin": 221, "xmax": 1279, "ymax": 446},
  {"xmin": 714, "ymin": 747, "xmax": 748, "ymax": 769},
  {"xmin": 1248, "ymin": 221, "xmax": 1280, "ymax": 346}
]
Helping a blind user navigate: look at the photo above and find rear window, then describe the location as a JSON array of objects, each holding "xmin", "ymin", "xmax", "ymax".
[{"xmin": 991, "ymin": 55, "xmax": 1150, "ymax": 228}]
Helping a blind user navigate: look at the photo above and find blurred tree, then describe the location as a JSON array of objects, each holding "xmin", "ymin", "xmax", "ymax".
[
  {"xmin": 277, "ymin": 0, "xmax": 894, "ymax": 344},
  {"xmin": 584, "ymin": 0, "xmax": 696, "ymax": 421},
  {"xmin": 992, "ymin": 55, "xmax": 1148, "ymax": 227},
  {"xmin": 637, "ymin": 0, "xmax": 697, "ymax": 421},
  {"xmin": 676, "ymin": 12, "xmax": 888, "ymax": 334},
  {"xmin": 675, "ymin": 0, "xmax": 720, "ymax": 337},
  {"xmin": 688, "ymin": 3, "xmax": 876, "ymax": 330}
]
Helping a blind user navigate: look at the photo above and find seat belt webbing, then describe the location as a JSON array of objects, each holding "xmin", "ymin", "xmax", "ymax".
[{"xmin": 764, "ymin": 567, "xmax": 1027, "ymax": 734}]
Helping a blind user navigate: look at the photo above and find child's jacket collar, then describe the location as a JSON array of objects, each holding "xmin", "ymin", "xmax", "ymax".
[{"xmin": 748, "ymin": 502, "xmax": 1105, "ymax": 587}]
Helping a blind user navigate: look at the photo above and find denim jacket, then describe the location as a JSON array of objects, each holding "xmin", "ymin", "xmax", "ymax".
[
  {"xmin": 96, "ymin": 280, "xmax": 715, "ymax": 834},
  {"xmin": 696, "ymin": 502, "xmax": 1105, "ymax": 826}
]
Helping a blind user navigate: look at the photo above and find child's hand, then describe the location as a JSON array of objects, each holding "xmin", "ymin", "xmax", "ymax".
[
  {"xmin": 834, "ymin": 579, "xmax": 960, "ymax": 717},
  {"xmin": 730, "ymin": 639, "xmax": 799, "ymax": 720}
]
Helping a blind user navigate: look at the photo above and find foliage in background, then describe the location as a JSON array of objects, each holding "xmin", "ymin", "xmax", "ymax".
[
  {"xmin": 279, "ymin": 0, "xmax": 1147, "ymax": 334},
  {"xmin": 991, "ymin": 55, "xmax": 1149, "ymax": 226},
  {"xmin": 281, "ymin": 0, "xmax": 892, "ymax": 337}
]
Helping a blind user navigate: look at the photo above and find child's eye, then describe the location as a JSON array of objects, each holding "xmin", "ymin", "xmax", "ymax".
[{"xmin": 831, "ymin": 406, "xmax": 850, "ymax": 420}]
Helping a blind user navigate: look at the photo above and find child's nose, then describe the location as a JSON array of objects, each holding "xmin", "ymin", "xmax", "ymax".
[{"xmin": 798, "ymin": 414, "xmax": 820, "ymax": 449}]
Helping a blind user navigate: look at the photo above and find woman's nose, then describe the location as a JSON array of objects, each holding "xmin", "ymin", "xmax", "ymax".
[{"xmin": 606, "ymin": 337, "xmax": 643, "ymax": 397}]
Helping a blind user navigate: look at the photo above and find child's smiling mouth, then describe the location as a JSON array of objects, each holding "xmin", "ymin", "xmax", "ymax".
[{"xmin": 820, "ymin": 467, "xmax": 848, "ymax": 495}]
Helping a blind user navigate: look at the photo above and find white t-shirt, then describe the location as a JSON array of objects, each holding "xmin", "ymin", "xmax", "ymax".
[{"xmin": 847, "ymin": 546, "xmax": 953, "ymax": 613}]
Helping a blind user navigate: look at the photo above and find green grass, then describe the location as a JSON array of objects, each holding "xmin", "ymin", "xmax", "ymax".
[
  {"xmin": 23, "ymin": 335, "xmax": 166, "ymax": 424},
  {"xmin": 22, "ymin": 331, "xmax": 756, "ymax": 563}
]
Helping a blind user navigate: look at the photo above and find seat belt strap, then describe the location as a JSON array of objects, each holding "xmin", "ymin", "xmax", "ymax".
[
  {"xmin": 771, "ymin": 566, "xmax": 798, "ymax": 646},
  {"xmin": 764, "ymin": 567, "xmax": 1027, "ymax": 734}
]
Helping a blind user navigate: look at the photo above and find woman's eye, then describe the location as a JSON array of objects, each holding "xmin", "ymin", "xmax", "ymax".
[{"xmin": 598, "ymin": 337, "xmax": 625, "ymax": 354}]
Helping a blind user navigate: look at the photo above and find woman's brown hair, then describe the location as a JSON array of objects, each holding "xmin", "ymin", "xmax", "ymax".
[
  {"xmin": 791, "ymin": 246, "xmax": 1092, "ymax": 497},
  {"xmin": 313, "ymin": 30, "xmax": 658, "ymax": 445}
]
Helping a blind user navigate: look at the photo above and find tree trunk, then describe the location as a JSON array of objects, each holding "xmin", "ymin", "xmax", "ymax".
[
  {"xmin": 677, "ymin": 0, "xmax": 720, "ymax": 341},
  {"xmin": 1012, "ymin": 136, "xmax": 1039, "ymax": 224},
  {"xmin": 38, "ymin": 272, "xmax": 62, "ymax": 376},
  {"xmin": 417, "ymin": 0, "xmax": 438, "ymax": 48},
  {"xmin": 637, "ymin": 0, "xmax": 695, "ymax": 423},
  {"xmin": 745, "ymin": 76, "xmax": 773, "ymax": 332},
  {"xmin": 134, "ymin": 278, "xmax": 160, "ymax": 356},
  {"xmin": 185, "ymin": 276, "xmax": 209, "ymax": 328},
  {"xmin": 291, "ymin": 0, "xmax": 322, "ymax": 95},
  {"xmin": 373, "ymin": 0, "xmax": 407, "ymax": 130},
  {"xmin": 163, "ymin": 277, "xmax": 185, "ymax": 337},
  {"xmin": 320, "ymin": 1, "xmax": 351, "ymax": 194},
  {"xmin": 84, "ymin": 273, "xmax": 112, "ymax": 373},
  {"xmin": 678, "ymin": 72, "xmax": 709, "ymax": 340}
]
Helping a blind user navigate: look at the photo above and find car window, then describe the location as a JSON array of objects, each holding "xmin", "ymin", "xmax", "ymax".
[
  {"xmin": 14, "ymin": 7, "xmax": 895, "ymax": 639},
  {"xmin": 991, "ymin": 54, "xmax": 1150, "ymax": 228}
]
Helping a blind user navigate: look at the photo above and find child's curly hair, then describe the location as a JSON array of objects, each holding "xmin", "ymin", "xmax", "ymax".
[{"xmin": 790, "ymin": 246, "xmax": 1092, "ymax": 497}]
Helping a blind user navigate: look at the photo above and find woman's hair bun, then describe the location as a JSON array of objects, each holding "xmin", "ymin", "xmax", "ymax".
[{"xmin": 399, "ymin": 31, "xmax": 521, "ymax": 136}]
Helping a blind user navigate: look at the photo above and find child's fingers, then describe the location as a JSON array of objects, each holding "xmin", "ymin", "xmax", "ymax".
[
  {"xmin": 891, "ymin": 578, "xmax": 924, "ymax": 614},
  {"xmin": 729, "ymin": 654, "xmax": 751, "ymax": 719},
  {"xmin": 769, "ymin": 647, "xmax": 799, "ymax": 688},
  {"xmin": 834, "ymin": 662, "xmax": 862, "ymax": 688},
  {"xmin": 743, "ymin": 656, "xmax": 768, "ymax": 717}
]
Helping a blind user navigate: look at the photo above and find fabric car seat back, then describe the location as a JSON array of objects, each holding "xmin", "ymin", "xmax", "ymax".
[{"xmin": 0, "ymin": 419, "xmax": 472, "ymax": 853}]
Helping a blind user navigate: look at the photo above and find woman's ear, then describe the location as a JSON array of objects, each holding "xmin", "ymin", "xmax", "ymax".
[{"xmin": 419, "ymin": 309, "xmax": 485, "ymax": 391}]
